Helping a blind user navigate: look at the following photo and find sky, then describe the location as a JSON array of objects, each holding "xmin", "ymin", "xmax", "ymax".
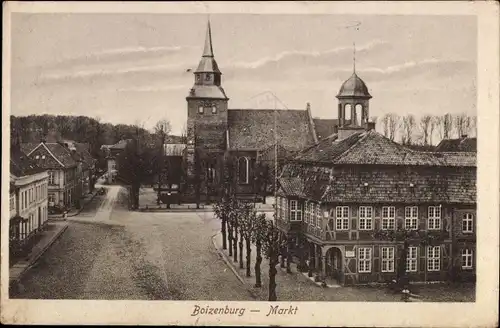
[{"xmin": 10, "ymin": 13, "xmax": 477, "ymax": 135}]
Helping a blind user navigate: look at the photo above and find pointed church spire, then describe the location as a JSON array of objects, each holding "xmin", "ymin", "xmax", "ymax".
[{"xmin": 202, "ymin": 19, "xmax": 214, "ymax": 57}]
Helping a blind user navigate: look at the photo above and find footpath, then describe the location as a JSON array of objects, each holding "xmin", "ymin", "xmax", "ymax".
[
  {"xmin": 10, "ymin": 189, "xmax": 100, "ymax": 291},
  {"xmin": 9, "ymin": 221, "xmax": 69, "ymax": 288},
  {"xmin": 212, "ymin": 232, "xmax": 404, "ymax": 302}
]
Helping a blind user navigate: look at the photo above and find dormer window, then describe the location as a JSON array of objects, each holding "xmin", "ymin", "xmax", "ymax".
[
  {"xmin": 198, "ymin": 106, "xmax": 204, "ymax": 114},
  {"xmin": 212, "ymin": 105, "xmax": 217, "ymax": 114},
  {"xmin": 35, "ymin": 155, "xmax": 40, "ymax": 159}
]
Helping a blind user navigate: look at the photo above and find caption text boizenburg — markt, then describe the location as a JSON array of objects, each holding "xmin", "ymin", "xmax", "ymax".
[{"xmin": 191, "ymin": 305, "xmax": 299, "ymax": 317}]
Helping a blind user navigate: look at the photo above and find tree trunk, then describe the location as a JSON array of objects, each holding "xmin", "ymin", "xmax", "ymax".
[
  {"xmin": 308, "ymin": 246, "xmax": 314, "ymax": 277},
  {"xmin": 397, "ymin": 240, "xmax": 409, "ymax": 289},
  {"xmin": 268, "ymin": 254, "xmax": 278, "ymax": 301},
  {"xmin": 286, "ymin": 242, "xmax": 292, "ymax": 274},
  {"xmin": 245, "ymin": 236, "xmax": 252, "ymax": 277},
  {"xmin": 280, "ymin": 245, "xmax": 286, "ymax": 268},
  {"xmin": 298, "ymin": 242, "xmax": 307, "ymax": 272},
  {"xmin": 254, "ymin": 239, "xmax": 262, "ymax": 287},
  {"xmin": 227, "ymin": 222, "xmax": 233, "ymax": 257},
  {"xmin": 239, "ymin": 232, "xmax": 244, "ymax": 269},
  {"xmin": 233, "ymin": 223, "xmax": 238, "ymax": 262},
  {"xmin": 221, "ymin": 215, "xmax": 227, "ymax": 250}
]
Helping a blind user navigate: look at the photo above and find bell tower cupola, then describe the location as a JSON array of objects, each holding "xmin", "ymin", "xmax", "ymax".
[{"xmin": 336, "ymin": 42, "xmax": 372, "ymax": 129}]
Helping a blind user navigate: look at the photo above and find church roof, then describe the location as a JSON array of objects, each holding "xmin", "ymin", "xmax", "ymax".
[
  {"xmin": 227, "ymin": 109, "xmax": 317, "ymax": 151},
  {"xmin": 337, "ymin": 72, "xmax": 371, "ymax": 99}
]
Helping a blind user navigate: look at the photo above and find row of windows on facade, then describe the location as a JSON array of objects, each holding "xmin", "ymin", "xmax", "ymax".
[
  {"xmin": 198, "ymin": 104, "xmax": 218, "ymax": 114},
  {"xmin": 47, "ymin": 170, "xmax": 76, "ymax": 185},
  {"xmin": 277, "ymin": 198, "xmax": 474, "ymax": 233},
  {"xmin": 356, "ymin": 246, "xmax": 474, "ymax": 273},
  {"xmin": 16, "ymin": 182, "xmax": 48, "ymax": 212},
  {"xmin": 10, "ymin": 206, "xmax": 48, "ymax": 241}
]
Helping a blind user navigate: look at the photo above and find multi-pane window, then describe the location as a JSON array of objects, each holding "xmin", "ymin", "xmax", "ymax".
[
  {"xmin": 48, "ymin": 194, "xmax": 55, "ymax": 204},
  {"xmin": 406, "ymin": 247, "xmax": 418, "ymax": 272},
  {"xmin": 359, "ymin": 206, "xmax": 373, "ymax": 230},
  {"xmin": 381, "ymin": 247, "xmax": 395, "ymax": 272},
  {"xmin": 315, "ymin": 204, "xmax": 321, "ymax": 228},
  {"xmin": 335, "ymin": 206, "xmax": 349, "ymax": 230},
  {"xmin": 290, "ymin": 200, "xmax": 302, "ymax": 221},
  {"xmin": 405, "ymin": 206, "xmax": 418, "ymax": 230},
  {"xmin": 311, "ymin": 203, "xmax": 317, "ymax": 226},
  {"xmin": 198, "ymin": 106, "xmax": 204, "ymax": 114},
  {"xmin": 358, "ymin": 247, "xmax": 372, "ymax": 273},
  {"xmin": 48, "ymin": 171, "xmax": 55, "ymax": 185},
  {"xmin": 427, "ymin": 246, "xmax": 441, "ymax": 271},
  {"xmin": 462, "ymin": 248, "xmax": 473, "ymax": 269},
  {"xmin": 462, "ymin": 213, "xmax": 473, "ymax": 233},
  {"xmin": 382, "ymin": 206, "xmax": 396, "ymax": 230},
  {"xmin": 428, "ymin": 206, "xmax": 441, "ymax": 230},
  {"xmin": 276, "ymin": 197, "xmax": 282, "ymax": 219},
  {"xmin": 304, "ymin": 201, "xmax": 310, "ymax": 223}
]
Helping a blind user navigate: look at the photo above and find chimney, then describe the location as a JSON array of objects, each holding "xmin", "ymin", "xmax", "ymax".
[{"xmin": 366, "ymin": 122, "xmax": 376, "ymax": 131}]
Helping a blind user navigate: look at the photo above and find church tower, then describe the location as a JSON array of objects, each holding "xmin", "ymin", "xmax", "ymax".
[{"xmin": 184, "ymin": 20, "xmax": 229, "ymax": 199}]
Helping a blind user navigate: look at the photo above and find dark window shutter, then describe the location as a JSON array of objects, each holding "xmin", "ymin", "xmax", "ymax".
[{"xmin": 351, "ymin": 218, "xmax": 357, "ymax": 230}]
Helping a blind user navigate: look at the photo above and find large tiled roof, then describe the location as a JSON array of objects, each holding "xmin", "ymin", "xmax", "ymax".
[
  {"xmin": 22, "ymin": 142, "xmax": 78, "ymax": 168},
  {"xmin": 44, "ymin": 143, "xmax": 78, "ymax": 167},
  {"xmin": 227, "ymin": 109, "xmax": 317, "ymax": 151},
  {"xmin": 294, "ymin": 132, "xmax": 362, "ymax": 163},
  {"xmin": 10, "ymin": 148, "xmax": 45, "ymax": 177},
  {"xmin": 435, "ymin": 137, "xmax": 477, "ymax": 152},
  {"xmin": 20, "ymin": 143, "xmax": 38, "ymax": 155},
  {"xmin": 295, "ymin": 130, "xmax": 476, "ymax": 167},
  {"xmin": 278, "ymin": 163, "xmax": 476, "ymax": 204},
  {"xmin": 321, "ymin": 167, "xmax": 476, "ymax": 204}
]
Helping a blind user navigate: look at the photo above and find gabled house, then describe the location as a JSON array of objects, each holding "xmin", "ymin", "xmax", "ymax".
[{"xmin": 21, "ymin": 141, "xmax": 79, "ymax": 210}]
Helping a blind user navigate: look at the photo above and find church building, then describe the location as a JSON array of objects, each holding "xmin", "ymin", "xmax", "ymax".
[{"xmin": 183, "ymin": 21, "xmax": 357, "ymax": 201}]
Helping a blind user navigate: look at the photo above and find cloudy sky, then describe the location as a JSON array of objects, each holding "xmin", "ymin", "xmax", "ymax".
[{"xmin": 11, "ymin": 13, "xmax": 476, "ymax": 135}]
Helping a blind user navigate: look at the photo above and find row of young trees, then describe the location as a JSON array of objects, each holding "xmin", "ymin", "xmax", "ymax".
[
  {"xmin": 373, "ymin": 112, "xmax": 477, "ymax": 146},
  {"xmin": 214, "ymin": 194, "xmax": 285, "ymax": 301}
]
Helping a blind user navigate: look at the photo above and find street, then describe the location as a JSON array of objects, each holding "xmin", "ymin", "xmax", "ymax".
[{"xmin": 11, "ymin": 185, "xmax": 254, "ymax": 300}]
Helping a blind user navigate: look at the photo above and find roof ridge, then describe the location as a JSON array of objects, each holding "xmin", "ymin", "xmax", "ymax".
[{"xmin": 334, "ymin": 131, "xmax": 370, "ymax": 161}]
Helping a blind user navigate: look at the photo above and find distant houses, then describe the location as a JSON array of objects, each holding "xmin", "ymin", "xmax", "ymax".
[{"xmin": 20, "ymin": 140, "xmax": 97, "ymax": 212}]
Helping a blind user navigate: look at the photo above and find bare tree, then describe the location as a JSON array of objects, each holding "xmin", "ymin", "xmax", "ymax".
[
  {"xmin": 437, "ymin": 113, "xmax": 453, "ymax": 141},
  {"xmin": 419, "ymin": 115, "xmax": 432, "ymax": 145},
  {"xmin": 388, "ymin": 113, "xmax": 400, "ymax": 141},
  {"xmin": 471, "ymin": 115, "xmax": 477, "ymax": 137},
  {"xmin": 382, "ymin": 114, "xmax": 390, "ymax": 138},
  {"xmin": 429, "ymin": 116, "xmax": 438, "ymax": 146},
  {"xmin": 401, "ymin": 114, "xmax": 416, "ymax": 145}
]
